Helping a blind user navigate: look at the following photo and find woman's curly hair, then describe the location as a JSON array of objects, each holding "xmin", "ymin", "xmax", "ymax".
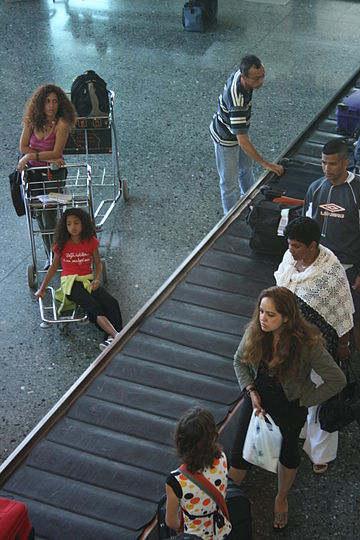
[
  {"xmin": 54, "ymin": 208, "xmax": 95, "ymax": 255},
  {"xmin": 174, "ymin": 407, "xmax": 222, "ymax": 473},
  {"xmin": 22, "ymin": 84, "xmax": 76, "ymax": 131}
]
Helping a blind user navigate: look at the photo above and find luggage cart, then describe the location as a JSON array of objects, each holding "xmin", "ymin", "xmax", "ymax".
[
  {"xmin": 63, "ymin": 90, "xmax": 129, "ymax": 231},
  {"xmin": 23, "ymin": 163, "xmax": 93, "ymax": 290},
  {"xmin": 22, "ymin": 163, "xmax": 106, "ymax": 330}
]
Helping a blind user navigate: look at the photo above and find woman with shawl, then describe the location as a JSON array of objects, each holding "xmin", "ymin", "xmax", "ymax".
[{"xmin": 274, "ymin": 217, "xmax": 354, "ymax": 473}]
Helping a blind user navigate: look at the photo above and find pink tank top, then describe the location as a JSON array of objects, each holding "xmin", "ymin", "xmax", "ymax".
[{"xmin": 29, "ymin": 128, "xmax": 60, "ymax": 167}]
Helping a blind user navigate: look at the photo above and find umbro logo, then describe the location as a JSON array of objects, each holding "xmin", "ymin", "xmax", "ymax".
[{"xmin": 319, "ymin": 203, "xmax": 345, "ymax": 213}]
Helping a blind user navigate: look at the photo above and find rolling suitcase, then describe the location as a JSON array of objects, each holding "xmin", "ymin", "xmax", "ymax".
[
  {"xmin": 336, "ymin": 89, "xmax": 360, "ymax": 136},
  {"xmin": 0, "ymin": 498, "xmax": 34, "ymax": 540},
  {"xmin": 182, "ymin": 0, "xmax": 217, "ymax": 32},
  {"xmin": 226, "ymin": 481, "xmax": 253, "ymax": 540}
]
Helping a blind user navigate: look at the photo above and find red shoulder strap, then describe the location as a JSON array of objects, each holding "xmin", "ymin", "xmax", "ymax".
[{"xmin": 179, "ymin": 464, "xmax": 229, "ymax": 521}]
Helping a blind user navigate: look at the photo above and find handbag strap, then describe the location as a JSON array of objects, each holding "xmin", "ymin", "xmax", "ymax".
[{"xmin": 179, "ymin": 464, "xmax": 230, "ymax": 521}]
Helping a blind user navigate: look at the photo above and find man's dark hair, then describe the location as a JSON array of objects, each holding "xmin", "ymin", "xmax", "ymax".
[
  {"xmin": 284, "ymin": 217, "xmax": 321, "ymax": 247},
  {"xmin": 322, "ymin": 139, "xmax": 348, "ymax": 160},
  {"xmin": 240, "ymin": 54, "xmax": 262, "ymax": 77}
]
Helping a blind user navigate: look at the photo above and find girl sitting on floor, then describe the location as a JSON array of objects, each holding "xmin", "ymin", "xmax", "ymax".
[{"xmin": 35, "ymin": 208, "xmax": 122, "ymax": 351}]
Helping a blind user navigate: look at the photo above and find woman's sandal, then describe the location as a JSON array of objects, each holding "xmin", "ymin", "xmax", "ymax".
[
  {"xmin": 313, "ymin": 463, "xmax": 328, "ymax": 474},
  {"xmin": 273, "ymin": 511, "xmax": 288, "ymax": 531}
]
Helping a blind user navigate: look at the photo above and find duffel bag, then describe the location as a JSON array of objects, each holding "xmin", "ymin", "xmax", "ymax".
[{"xmin": 246, "ymin": 199, "xmax": 303, "ymax": 256}]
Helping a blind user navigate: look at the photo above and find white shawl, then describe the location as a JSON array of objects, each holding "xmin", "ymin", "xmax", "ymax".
[{"xmin": 274, "ymin": 245, "xmax": 354, "ymax": 337}]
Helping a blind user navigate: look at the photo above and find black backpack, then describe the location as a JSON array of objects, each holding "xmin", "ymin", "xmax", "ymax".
[{"xmin": 71, "ymin": 70, "xmax": 109, "ymax": 117}]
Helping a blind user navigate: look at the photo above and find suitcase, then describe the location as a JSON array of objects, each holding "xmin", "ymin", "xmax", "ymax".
[
  {"xmin": 226, "ymin": 481, "xmax": 253, "ymax": 540},
  {"xmin": 0, "ymin": 498, "xmax": 34, "ymax": 540},
  {"xmin": 336, "ymin": 89, "xmax": 360, "ymax": 136},
  {"xmin": 182, "ymin": 0, "xmax": 217, "ymax": 32}
]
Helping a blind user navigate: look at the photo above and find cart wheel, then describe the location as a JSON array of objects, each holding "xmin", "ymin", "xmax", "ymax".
[
  {"xmin": 101, "ymin": 258, "xmax": 108, "ymax": 285},
  {"xmin": 27, "ymin": 264, "xmax": 35, "ymax": 289},
  {"xmin": 40, "ymin": 321, "xmax": 51, "ymax": 329},
  {"xmin": 122, "ymin": 179, "xmax": 129, "ymax": 201}
]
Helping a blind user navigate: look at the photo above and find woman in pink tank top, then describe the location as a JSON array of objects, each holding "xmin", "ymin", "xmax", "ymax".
[
  {"xmin": 18, "ymin": 84, "xmax": 76, "ymax": 171},
  {"xmin": 18, "ymin": 84, "xmax": 77, "ymax": 261}
]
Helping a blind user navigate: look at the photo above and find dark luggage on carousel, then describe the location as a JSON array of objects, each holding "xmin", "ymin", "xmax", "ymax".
[
  {"xmin": 226, "ymin": 481, "xmax": 253, "ymax": 540},
  {"xmin": 0, "ymin": 497, "xmax": 35, "ymax": 540},
  {"xmin": 182, "ymin": 0, "xmax": 217, "ymax": 32},
  {"xmin": 247, "ymin": 198, "xmax": 303, "ymax": 257},
  {"xmin": 336, "ymin": 89, "xmax": 360, "ymax": 136},
  {"xmin": 354, "ymin": 132, "xmax": 360, "ymax": 173}
]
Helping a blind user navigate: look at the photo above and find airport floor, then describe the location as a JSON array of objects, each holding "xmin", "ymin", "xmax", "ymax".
[{"xmin": 1, "ymin": 0, "xmax": 360, "ymax": 537}]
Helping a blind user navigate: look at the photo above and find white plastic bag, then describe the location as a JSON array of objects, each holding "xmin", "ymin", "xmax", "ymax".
[{"xmin": 242, "ymin": 410, "xmax": 283, "ymax": 473}]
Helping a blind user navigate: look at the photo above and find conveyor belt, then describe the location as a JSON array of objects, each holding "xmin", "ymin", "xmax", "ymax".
[{"xmin": 1, "ymin": 68, "xmax": 359, "ymax": 539}]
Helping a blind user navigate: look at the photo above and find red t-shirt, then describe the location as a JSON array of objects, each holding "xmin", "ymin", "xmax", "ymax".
[{"xmin": 54, "ymin": 237, "xmax": 99, "ymax": 276}]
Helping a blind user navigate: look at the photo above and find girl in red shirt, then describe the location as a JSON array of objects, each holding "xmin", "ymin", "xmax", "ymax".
[{"xmin": 35, "ymin": 208, "xmax": 122, "ymax": 351}]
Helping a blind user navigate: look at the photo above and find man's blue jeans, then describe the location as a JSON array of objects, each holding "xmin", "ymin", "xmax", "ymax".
[{"xmin": 213, "ymin": 141, "xmax": 255, "ymax": 214}]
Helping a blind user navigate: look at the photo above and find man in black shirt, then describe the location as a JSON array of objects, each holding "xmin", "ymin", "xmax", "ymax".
[{"xmin": 304, "ymin": 139, "xmax": 360, "ymax": 350}]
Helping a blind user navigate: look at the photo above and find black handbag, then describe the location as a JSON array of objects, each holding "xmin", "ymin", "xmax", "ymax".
[
  {"xmin": 9, "ymin": 168, "xmax": 25, "ymax": 216},
  {"xmin": 318, "ymin": 357, "xmax": 360, "ymax": 433}
]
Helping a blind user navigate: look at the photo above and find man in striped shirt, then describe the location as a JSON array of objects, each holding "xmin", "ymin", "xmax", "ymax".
[{"xmin": 210, "ymin": 54, "xmax": 284, "ymax": 214}]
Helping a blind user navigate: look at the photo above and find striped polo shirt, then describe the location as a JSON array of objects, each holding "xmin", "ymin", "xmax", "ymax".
[{"xmin": 210, "ymin": 69, "xmax": 253, "ymax": 147}]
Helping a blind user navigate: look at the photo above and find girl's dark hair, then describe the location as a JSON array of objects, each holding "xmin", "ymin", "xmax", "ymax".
[
  {"xmin": 22, "ymin": 84, "xmax": 77, "ymax": 131},
  {"xmin": 54, "ymin": 208, "xmax": 95, "ymax": 254},
  {"xmin": 174, "ymin": 407, "xmax": 222, "ymax": 473},
  {"xmin": 241, "ymin": 286, "xmax": 324, "ymax": 381}
]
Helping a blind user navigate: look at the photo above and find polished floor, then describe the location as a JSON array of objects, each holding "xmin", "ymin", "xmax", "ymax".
[{"xmin": 0, "ymin": 0, "xmax": 359, "ymax": 535}]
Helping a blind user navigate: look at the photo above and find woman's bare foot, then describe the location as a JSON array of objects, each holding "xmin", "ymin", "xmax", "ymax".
[
  {"xmin": 313, "ymin": 463, "xmax": 328, "ymax": 474},
  {"xmin": 273, "ymin": 495, "xmax": 288, "ymax": 530}
]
